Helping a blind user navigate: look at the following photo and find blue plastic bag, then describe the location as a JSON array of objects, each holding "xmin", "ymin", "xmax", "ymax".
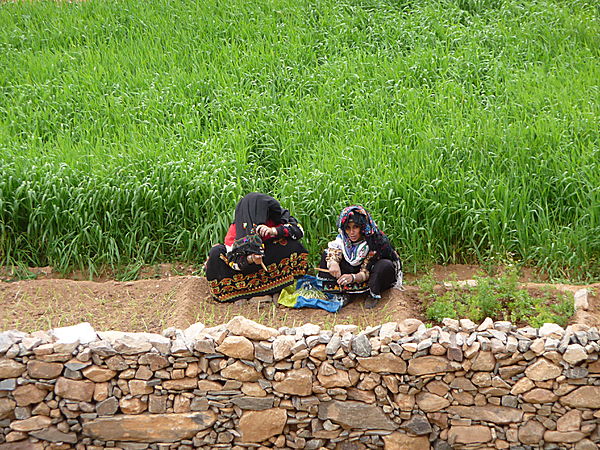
[{"xmin": 281, "ymin": 275, "xmax": 344, "ymax": 313}]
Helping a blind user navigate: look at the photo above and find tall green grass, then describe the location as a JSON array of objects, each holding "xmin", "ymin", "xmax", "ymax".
[{"xmin": 0, "ymin": 0, "xmax": 598, "ymax": 279}]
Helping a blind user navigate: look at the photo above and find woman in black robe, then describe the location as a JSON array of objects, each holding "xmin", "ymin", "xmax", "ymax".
[{"xmin": 205, "ymin": 193, "xmax": 309, "ymax": 302}]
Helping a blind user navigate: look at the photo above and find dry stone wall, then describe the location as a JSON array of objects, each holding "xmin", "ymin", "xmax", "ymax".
[{"xmin": 1, "ymin": 317, "xmax": 600, "ymax": 449}]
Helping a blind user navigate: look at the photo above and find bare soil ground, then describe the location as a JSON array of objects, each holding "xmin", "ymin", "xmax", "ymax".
[{"xmin": 1, "ymin": 265, "xmax": 598, "ymax": 333}]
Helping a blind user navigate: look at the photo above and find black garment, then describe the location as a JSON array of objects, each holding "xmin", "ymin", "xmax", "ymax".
[
  {"xmin": 206, "ymin": 241, "xmax": 308, "ymax": 302},
  {"xmin": 227, "ymin": 193, "xmax": 304, "ymax": 267},
  {"xmin": 233, "ymin": 193, "xmax": 301, "ymax": 238},
  {"xmin": 206, "ymin": 193, "xmax": 308, "ymax": 302},
  {"xmin": 318, "ymin": 251, "xmax": 396, "ymax": 297}
]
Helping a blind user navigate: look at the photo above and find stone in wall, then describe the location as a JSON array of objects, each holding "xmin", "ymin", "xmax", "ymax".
[
  {"xmin": 54, "ymin": 377, "xmax": 95, "ymax": 402},
  {"xmin": 82, "ymin": 412, "xmax": 216, "ymax": 442},
  {"xmin": 561, "ymin": 386, "xmax": 600, "ymax": 408},
  {"xmin": 318, "ymin": 400, "xmax": 396, "ymax": 430},
  {"xmin": 12, "ymin": 384, "xmax": 47, "ymax": 406},
  {"xmin": 407, "ymin": 355, "xmax": 457, "ymax": 375},
  {"xmin": 226, "ymin": 316, "xmax": 279, "ymax": 340},
  {"xmin": 273, "ymin": 367, "xmax": 313, "ymax": 395},
  {"xmin": 237, "ymin": 408, "xmax": 286, "ymax": 442},
  {"xmin": 383, "ymin": 432, "xmax": 430, "ymax": 449},
  {"xmin": 447, "ymin": 405, "xmax": 523, "ymax": 424},
  {"xmin": 357, "ymin": 353, "xmax": 407, "ymax": 373},
  {"xmin": 0, "ymin": 360, "xmax": 25, "ymax": 378},
  {"xmin": 449, "ymin": 425, "xmax": 492, "ymax": 445}
]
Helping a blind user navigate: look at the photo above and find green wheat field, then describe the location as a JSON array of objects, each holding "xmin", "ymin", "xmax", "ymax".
[{"xmin": 0, "ymin": 0, "xmax": 598, "ymax": 280}]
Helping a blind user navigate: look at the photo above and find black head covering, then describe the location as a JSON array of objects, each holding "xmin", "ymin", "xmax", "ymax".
[{"xmin": 227, "ymin": 192, "xmax": 297, "ymax": 260}]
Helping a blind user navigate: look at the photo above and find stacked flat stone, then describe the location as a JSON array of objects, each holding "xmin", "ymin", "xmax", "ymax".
[{"xmin": 1, "ymin": 317, "xmax": 599, "ymax": 449}]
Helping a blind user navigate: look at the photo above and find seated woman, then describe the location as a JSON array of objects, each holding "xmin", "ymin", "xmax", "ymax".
[
  {"xmin": 206, "ymin": 193, "xmax": 309, "ymax": 302},
  {"xmin": 318, "ymin": 205, "xmax": 402, "ymax": 308}
]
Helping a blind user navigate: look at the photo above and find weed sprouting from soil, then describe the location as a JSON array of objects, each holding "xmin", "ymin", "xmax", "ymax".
[{"xmin": 422, "ymin": 267, "xmax": 574, "ymax": 326}]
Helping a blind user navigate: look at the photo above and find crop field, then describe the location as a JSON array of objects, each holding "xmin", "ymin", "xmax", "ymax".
[{"xmin": 0, "ymin": 0, "xmax": 598, "ymax": 280}]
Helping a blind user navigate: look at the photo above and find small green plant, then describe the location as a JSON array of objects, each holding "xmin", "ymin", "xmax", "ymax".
[
  {"xmin": 4, "ymin": 264, "xmax": 38, "ymax": 282},
  {"xmin": 424, "ymin": 267, "xmax": 575, "ymax": 326},
  {"xmin": 507, "ymin": 289, "xmax": 537, "ymax": 323},
  {"xmin": 527, "ymin": 293, "xmax": 573, "ymax": 328},
  {"xmin": 426, "ymin": 297, "xmax": 457, "ymax": 322},
  {"xmin": 418, "ymin": 273, "xmax": 437, "ymax": 299},
  {"xmin": 115, "ymin": 262, "xmax": 143, "ymax": 282},
  {"xmin": 461, "ymin": 275, "xmax": 502, "ymax": 322}
]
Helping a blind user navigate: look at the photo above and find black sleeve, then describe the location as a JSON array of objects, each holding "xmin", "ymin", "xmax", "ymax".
[
  {"xmin": 264, "ymin": 195, "xmax": 304, "ymax": 240},
  {"xmin": 274, "ymin": 221, "xmax": 304, "ymax": 240}
]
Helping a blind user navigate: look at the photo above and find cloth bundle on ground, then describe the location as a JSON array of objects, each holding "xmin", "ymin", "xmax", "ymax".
[{"xmin": 278, "ymin": 275, "xmax": 344, "ymax": 313}]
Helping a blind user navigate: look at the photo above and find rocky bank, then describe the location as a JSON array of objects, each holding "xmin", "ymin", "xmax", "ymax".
[{"xmin": 1, "ymin": 316, "xmax": 599, "ymax": 449}]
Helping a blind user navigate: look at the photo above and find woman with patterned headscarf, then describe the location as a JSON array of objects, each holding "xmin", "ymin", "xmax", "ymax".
[{"xmin": 317, "ymin": 205, "xmax": 402, "ymax": 308}]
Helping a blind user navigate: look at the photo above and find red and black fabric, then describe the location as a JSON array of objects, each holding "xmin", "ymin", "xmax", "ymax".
[
  {"xmin": 317, "ymin": 251, "xmax": 396, "ymax": 296},
  {"xmin": 207, "ymin": 241, "xmax": 308, "ymax": 302}
]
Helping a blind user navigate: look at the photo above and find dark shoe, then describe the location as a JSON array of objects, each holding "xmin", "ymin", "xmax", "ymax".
[
  {"xmin": 335, "ymin": 294, "xmax": 350, "ymax": 308},
  {"xmin": 365, "ymin": 297, "xmax": 378, "ymax": 309}
]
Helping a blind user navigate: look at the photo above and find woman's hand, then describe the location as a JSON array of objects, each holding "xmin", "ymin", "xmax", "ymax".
[
  {"xmin": 328, "ymin": 262, "xmax": 341, "ymax": 279},
  {"xmin": 337, "ymin": 273, "xmax": 355, "ymax": 286},
  {"xmin": 257, "ymin": 224, "xmax": 277, "ymax": 238},
  {"xmin": 247, "ymin": 254, "xmax": 264, "ymax": 265}
]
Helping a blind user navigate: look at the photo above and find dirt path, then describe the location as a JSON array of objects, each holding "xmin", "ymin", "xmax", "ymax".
[{"xmin": 1, "ymin": 265, "xmax": 598, "ymax": 333}]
